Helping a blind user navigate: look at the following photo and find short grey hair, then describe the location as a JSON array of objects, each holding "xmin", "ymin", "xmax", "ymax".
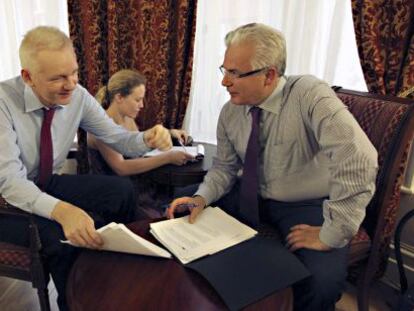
[
  {"xmin": 225, "ymin": 23, "xmax": 286, "ymax": 76},
  {"xmin": 19, "ymin": 26, "xmax": 73, "ymax": 72}
]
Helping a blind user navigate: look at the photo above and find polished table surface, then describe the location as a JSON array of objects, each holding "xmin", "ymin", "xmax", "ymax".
[
  {"xmin": 67, "ymin": 219, "xmax": 293, "ymax": 311},
  {"xmin": 149, "ymin": 143, "xmax": 217, "ymax": 188}
]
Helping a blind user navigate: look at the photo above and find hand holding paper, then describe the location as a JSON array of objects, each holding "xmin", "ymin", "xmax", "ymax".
[{"xmin": 145, "ymin": 144, "xmax": 205, "ymax": 161}]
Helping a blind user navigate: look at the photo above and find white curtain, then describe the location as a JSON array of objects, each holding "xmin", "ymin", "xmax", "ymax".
[
  {"xmin": 0, "ymin": 0, "xmax": 69, "ymax": 81},
  {"xmin": 184, "ymin": 0, "xmax": 367, "ymax": 144}
]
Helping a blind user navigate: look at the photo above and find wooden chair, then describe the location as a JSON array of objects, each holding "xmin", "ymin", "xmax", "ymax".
[
  {"xmin": 0, "ymin": 196, "xmax": 51, "ymax": 311},
  {"xmin": 334, "ymin": 88, "xmax": 414, "ymax": 311},
  {"xmin": 0, "ymin": 131, "xmax": 83, "ymax": 311}
]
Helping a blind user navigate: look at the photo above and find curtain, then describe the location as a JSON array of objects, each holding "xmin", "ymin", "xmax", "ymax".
[
  {"xmin": 184, "ymin": 0, "xmax": 367, "ymax": 144},
  {"xmin": 67, "ymin": 0, "xmax": 197, "ymax": 129},
  {"xmin": 352, "ymin": 0, "xmax": 414, "ymax": 97},
  {"xmin": 0, "ymin": 0, "xmax": 69, "ymax": 81},
  {"xmin": 67, "ymin": 0, "xmax": 197, "ymax": 173}
]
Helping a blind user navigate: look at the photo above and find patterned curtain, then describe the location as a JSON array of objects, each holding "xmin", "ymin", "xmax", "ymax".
[
  {"xmin": 67, "ymin": 0, "xmax": 197, "ymax": 173},
  {"xmin": 351, "ymin": 0, "xmax": 414, "ymax": 98}
]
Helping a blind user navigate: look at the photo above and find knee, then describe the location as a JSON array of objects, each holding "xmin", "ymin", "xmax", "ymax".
[
  {"xmin": 108, "ymin": 176, "xmax": 135, "ymax": 198},
  {"xmin": 294, "ymin": 267, "xmax": 346, "ymax": 310},
  {"xmin": 311, "ymin": 269, "xmax": 345, "ymax": 301}
]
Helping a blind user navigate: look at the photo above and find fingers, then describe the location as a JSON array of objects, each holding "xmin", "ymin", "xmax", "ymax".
[
  {"xmin": 285, "ymin": 225, "xmax": 330, "ymax": 252},
  {"xmin": 166, "ymin": 196, "xmax": 205, "ymax": 222},
  {"xmin": 85, "ymin": 224, "xmax": 104, "ymax": 248},
  {"xmin": 189, "ymin": 206, "xmax": 203, "ymax": 224},
  {"xmin": 166, "ymin": 197, "xmax": 193, "ymax": 219},
  {"xmin": 180, "ymin": 132, "xmax": 189, "ymax": 145},
  {"xmin": 170, "ymin": 129, "xmax": 188, "ymax": 145},
  {"xmin": 289, "ymin": 224, "xmax": 310, "ymax": 231},
  {"xmin": 184, "ymin": 153, "xmax": 195, "ymax": 160},
  {"xmin": 170, "ymin": 151, "xmax": 195, "ymax": 166},
  {"xmin": 66, "ymin": 218, "xmax": 103, "ymax": 249}
]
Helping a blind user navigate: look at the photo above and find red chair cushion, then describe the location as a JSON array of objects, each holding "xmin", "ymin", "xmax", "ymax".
[
  {"xmin": 0, "ymin": 242, "xmax": 31, "ymax": 271},
  {"xmin": 348, "ymin": 228, "xmax": 371, "ymax": 266}
]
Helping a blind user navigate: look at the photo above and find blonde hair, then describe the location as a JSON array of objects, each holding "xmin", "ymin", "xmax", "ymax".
[
  {"xmin": 19, "ymin": 26, "xmax": 73, "ymax": 72},
  {"xmin": 96, "ymin": 69, "xmax": 147, "ymax": 110},
  {"xmin": 225, "ymin": 23, "xmax": 286, "ymax": 76}
]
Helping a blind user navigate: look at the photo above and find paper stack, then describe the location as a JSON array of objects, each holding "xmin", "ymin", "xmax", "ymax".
[
  {"xmin": 150, "ymin": 207, "xmax": 257, "ymax": 264},
  {"xmin": 62, "ymin": 222, "xmax": 172, "ymax": 259},
  {"xmin": 144, "ymin": 144, "xmax": 205, "ymax": 160}
]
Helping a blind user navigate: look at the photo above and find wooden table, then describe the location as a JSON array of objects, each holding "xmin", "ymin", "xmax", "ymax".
[
  {"xmin": 149, "ymin": 143, "xmax": 216, "ymax": 192},
  {"xmin": 66, "ymin": 219, "xmax": 293, "ymax": 311}
]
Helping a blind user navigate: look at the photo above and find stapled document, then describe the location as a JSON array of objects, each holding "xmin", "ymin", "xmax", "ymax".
[{"xmin": 149, "ymin": 207, "xmax": 258, "ymax": 264}]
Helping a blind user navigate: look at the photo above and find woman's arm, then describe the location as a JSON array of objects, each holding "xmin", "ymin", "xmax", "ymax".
[{"xmin": 92, "ymin": 136, "xmax": 193, "ymax": 176}]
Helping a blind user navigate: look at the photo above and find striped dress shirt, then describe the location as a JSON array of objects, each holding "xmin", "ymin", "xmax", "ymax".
[{"xmin": 196, "ymin": 75, "xmax": 378, "ymax": 248}]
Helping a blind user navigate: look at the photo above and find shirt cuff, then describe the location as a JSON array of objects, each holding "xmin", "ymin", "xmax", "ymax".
[
  {"xmin": 33, "ymin": 192, "xmax": 60, "ymax": 219},
  {"xmin": 137, "ymin": 132, "xmax": 152, "ymax": 152},
  {"xmin": 194, "ymin": 183, "xmax": 216, "ymax": 207},
  {"xmin": 319, "ymin": 223, "xmax": 350, "ymax": 248}
]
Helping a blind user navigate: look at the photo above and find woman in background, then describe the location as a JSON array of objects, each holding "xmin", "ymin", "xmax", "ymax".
[
  {"xmin": 88, "ymin": 69, "xmax": 194, "ymax": 217},
  {"xmin": 88, "ymin": 69, "xmax": 193, "ymax": 176}
]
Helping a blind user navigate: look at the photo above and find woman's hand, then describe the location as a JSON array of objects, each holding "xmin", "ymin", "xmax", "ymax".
[
  {"xmin": 166, "ymin": 150, "xmax": 194, "ymax": 165},
  {"xmin": 169, "ymin": 129, "xmax": 188, "ymax": 145}
]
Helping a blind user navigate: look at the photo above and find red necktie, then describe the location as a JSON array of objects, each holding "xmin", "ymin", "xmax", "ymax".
[
  {"xmin": 38, "ymin": 108, "xmax": 55, "ymax": 190},
  {"xmin": 239, "ymin": 106, "xmax": 261, "ymax": 227}
]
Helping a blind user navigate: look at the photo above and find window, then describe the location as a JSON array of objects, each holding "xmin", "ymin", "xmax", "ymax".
[
  {"xmin": 184, "ymin": 0, "xmax": 367, "ymax": 144},
  {"xmin": 0, "ymin": 0, "xmax": 69, "ymax": 81}
]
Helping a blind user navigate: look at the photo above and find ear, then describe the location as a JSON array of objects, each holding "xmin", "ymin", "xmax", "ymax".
[
  {"xmin": 21, "ymin": 69, "xmax": 34, "ymax": 87},
  {"xmin": 113, "ymin": 93, "xmax": 123, "ymax": 104},
  {"xmin": 264, "ymin": 67, "xmax": 278, "ymax": 86}
]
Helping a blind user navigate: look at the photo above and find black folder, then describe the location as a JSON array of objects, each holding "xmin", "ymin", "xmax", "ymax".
[{"xmin": 186, "ymin": 236, "xmax": 310, "ymax": 311}]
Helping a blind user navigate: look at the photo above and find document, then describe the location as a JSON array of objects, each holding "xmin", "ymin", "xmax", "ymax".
[
  {"xmin": 62, "ymin": 222, "xmax": 172, "ymax": 259},
  {"xmin": 149, "ymin": 207, "xmax": 257, "ymax": 264},
  {"xmin": 144, "ymin": 144, "xmax": 205, "ymax": 160}
]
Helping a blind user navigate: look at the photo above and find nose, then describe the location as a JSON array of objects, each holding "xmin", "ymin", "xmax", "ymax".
[
  {"xmin": 138, "ymin": 100, "xmax": 144, "ymax": 108},
  {"xmin": 221, "ymin": 74, "xmax": 233, "ymax": 87},
  {"xmin": 64, "ymin": 74, "xmax": 78, "ymax": 90}
]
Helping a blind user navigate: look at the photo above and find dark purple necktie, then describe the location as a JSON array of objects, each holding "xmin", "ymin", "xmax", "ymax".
[
  {"xmin": 239, "ymin": 106, "xmax": 261, "ymax": 227},
  {"xmin": 38, "ymin": 108, "xmax": 55, "ymax": 190}
]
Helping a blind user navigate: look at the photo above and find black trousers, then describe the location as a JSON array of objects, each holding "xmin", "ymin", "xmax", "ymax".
[
  {"xmin": 0, "ymin": 174, "xmax": 137, "ymax": 311},
  {"xmin": 212, "ymin": 183, "xmax": 348, "ymax": 311}
]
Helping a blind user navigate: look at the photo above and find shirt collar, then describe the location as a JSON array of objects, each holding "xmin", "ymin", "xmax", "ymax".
[
  {"xmin": 23, "ymin": 84, "xmax": 64, "ymax": 113},
  {"xmin": 243, "ymin": 76, "xmax": 287, "ymax": 116},
  {"xmin": 259, "ymin": 76, "xmax": 286, "ymax": 114}
]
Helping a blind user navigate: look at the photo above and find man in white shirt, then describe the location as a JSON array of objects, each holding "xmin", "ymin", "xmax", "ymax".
[{"xmin": 0, "ymin": 26, "xmax": 171, "ymax": 310}]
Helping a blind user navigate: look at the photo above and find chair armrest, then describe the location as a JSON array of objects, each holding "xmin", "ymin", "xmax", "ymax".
[
  {"xmin": 0, "ymin": 203, "xmax": 32, "ymax": 219},
  {"xmin": 0, "ymin": 197, "xmax": 42, "ymax": 252}
]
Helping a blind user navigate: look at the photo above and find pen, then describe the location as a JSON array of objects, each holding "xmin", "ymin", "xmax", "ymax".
[
  {"xmin": 177, "ymin": 203, "xmax": 197, "ymax": 210},
  {"xmin": 163, "ymin": 203, "xmax": 197, "ymax": 216},
  {"xmin": 178, "ymin": 139, "xmax": 187, "ymax": 153}
]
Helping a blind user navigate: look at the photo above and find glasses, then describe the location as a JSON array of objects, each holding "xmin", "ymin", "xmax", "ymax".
[{"xmin": 219, "ymin": 65, "xmax": 268, "ymax": 79}]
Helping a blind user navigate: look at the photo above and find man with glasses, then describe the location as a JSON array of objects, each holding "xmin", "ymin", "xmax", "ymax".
[{"xmin": 168, "ymin": 23, "xmax": 378, "ymax": 310}]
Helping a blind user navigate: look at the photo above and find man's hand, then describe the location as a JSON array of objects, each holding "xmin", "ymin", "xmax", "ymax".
[
  {"xmin": 144, "ymin": 124, "xmax": 172, "ymax": 151},
  {"xmin": 51, "ymin": 201, "xmax": 103, "ymax": 249},
  {"xmin": 286, "ymin": 224, "xmax": 332, "ymax": 252},
  {"xmin": 166, "ymin": 196, "xmax": 206, "ymax": 223},
  {"xmin": 169, "ymin": 129, "xmax": 188, "ymax": 145}
]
